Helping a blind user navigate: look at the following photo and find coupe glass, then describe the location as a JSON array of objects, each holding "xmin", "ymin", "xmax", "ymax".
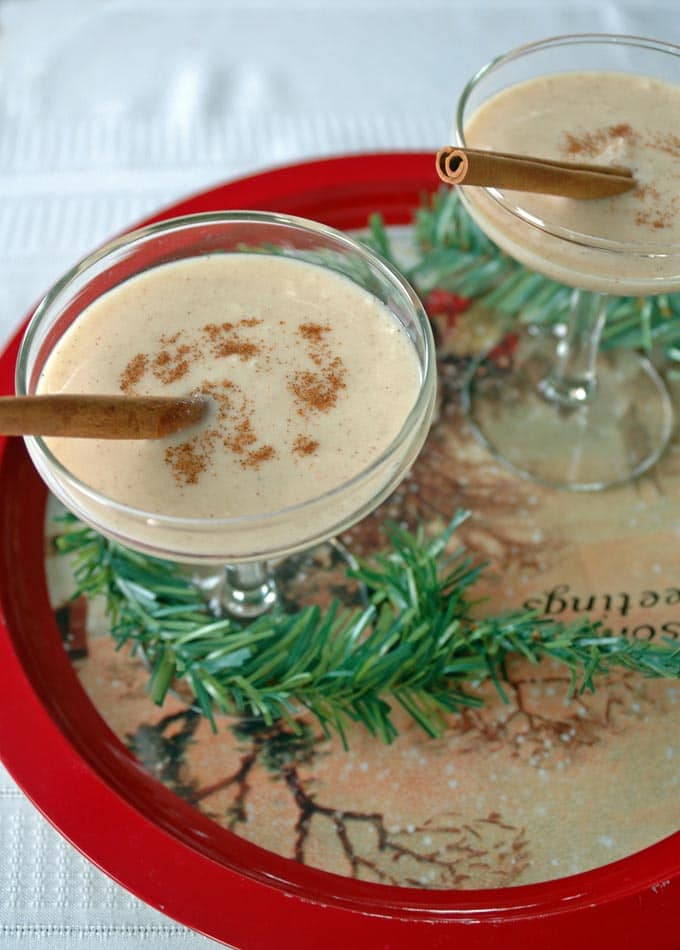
[
  {"xmin": 454, "ymin": 34, "xmax": 680, "ymax": 490},
  {"xmin": 17, "ymin": 212, "xmax": 436, "ymax": 616}
]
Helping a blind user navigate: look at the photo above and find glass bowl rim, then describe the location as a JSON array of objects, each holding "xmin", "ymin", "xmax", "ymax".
[
  {"xmin": 16, "ymin": 209, "xmax": 436, "ymax": 534},
  {"xmin": 454, "ymin": 32, "xmax": 680, "ymax": 257}
]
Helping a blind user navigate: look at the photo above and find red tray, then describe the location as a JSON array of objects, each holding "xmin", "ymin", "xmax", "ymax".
[{"xmin": 1, "ymin": 153, "xmax": 679, "ymax": 949}]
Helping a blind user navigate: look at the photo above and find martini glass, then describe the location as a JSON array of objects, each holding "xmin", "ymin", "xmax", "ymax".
[
  {"xmin": 17, "ymin": 212, "xmax": 436, "ymax": 617},
  {"xmin": 454, "ymin": 34, "xmax": 680, "ymax": 490}
]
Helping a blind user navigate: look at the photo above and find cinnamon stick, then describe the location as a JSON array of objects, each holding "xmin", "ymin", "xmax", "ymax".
[
  {"xmin": 436, "ymin": 146, "xmax": 636, "ymax": 199},
  {"xmin": 0, "ymin": 394, "xmax": 210, "ymax": 439}
]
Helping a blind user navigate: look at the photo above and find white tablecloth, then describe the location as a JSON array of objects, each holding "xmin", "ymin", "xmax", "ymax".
[{"xmin": 1, "ymin": 2, "xmax": 678, "ymax": 946}]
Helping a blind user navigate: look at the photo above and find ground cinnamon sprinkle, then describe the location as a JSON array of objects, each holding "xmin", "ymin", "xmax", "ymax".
[
  {"xmin": 201, "ymin": 379, "xmax": 277, "ymax": 470},
  {"xmin": 166, "ymin": 382, "xmax": 276, "ymax": 483},
  {"xmin": 563, "ymin": 130, "xmax": 605, "ymax": 156},
  {"xmin": 559, "ymin": 122, "xmax": 680, "ymax": 233},
  {"xmin": 164, "ymin": 439, "xmax": 210, "ymax": 485},
  {"xmin": 299, "ymin": 322, "xmax": 331, "ymax": 367},
  {"xmin": 293, "ymin": 434, "xmax": 319, "ymax": 456},
  {"xmin": 299, "ymin": 322, "xmax": 330, "ymax": 343},
  {"xmin": 609, "ymin": 122, "xmax": 633, "ymax": 139},
  {"xmin": 120, "ymin": 353, "xmax": 148, "ymax": 394},
  {"xmin": 241, "ymin": 445, "xmax": 276, "ymax": 469},
  {"xmin": 650, "ymin": 133, "xmax": 680, "ymax": 158},
  {"xmin": 204, "ymin": 318, "xmax": 262, "ymax": 337},
  {"xmin": 212, "ymin": 339, "xmax": 260, "ymax": 359},
  {"xmin": 635, "ymin": 209, "xmax": 671, "ymax": 229},
  {"xmin": 203, "ymin": 320, "xmax": 262, "ymax": 360},
  {"xmin": 290, "ymin": 322, "xmax": 346, "ymax": 413},
  {"xmin": 151, "ymin": 343, "xmax": 195, "ymax": 384},
  {"xmin": 121, "ymin": 312, "xmax": 341, "ymax": 484},
  {"xmin": 224, "ymin": 416, "xmax": 258, "ymax": 455},
  {"xmin": 290, "ymin": 357, "xmax": 346, "ymax": 415},
  {"xmin": 563, "ymin": 123, "xmax": 635, "ymax": 157}
]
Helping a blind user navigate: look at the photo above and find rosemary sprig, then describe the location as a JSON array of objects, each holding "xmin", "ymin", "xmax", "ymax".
[
  {"xmin": 55, "ymin": 512, "xmax": 680, "ymax": 746},
  {"xmin": 362, "ymin": 189, "xmax": 680, "ymax": 377}
]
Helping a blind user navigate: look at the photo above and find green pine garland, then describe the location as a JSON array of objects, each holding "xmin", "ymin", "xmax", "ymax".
[
  {"xmin": 363, "ymin": 188, "xmax": 680, "ymax": 377},
  {"xmin": 56, "ymin": 512, "xmax": 680, "ymax": 746}
]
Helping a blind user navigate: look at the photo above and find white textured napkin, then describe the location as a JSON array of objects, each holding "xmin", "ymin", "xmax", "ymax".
[
  {"xmin": 0, "ymin": 767, "xmax": 220, "ymax": 948},
  {"xmin": 1, "ymin": 1, "xmax": 678, "ymax": 947}
]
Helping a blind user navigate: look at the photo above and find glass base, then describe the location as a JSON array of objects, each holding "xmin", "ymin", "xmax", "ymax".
[
  {"xmin": 462, "ymin": 330, "xmax": 673, "ymax": 491},
  {"xmin": 155, "ymin": 540, "xmax": 365, "ymax": 709},
  {"xmin": 190, "ymin": 539, "xmax": 364, "ymax": 619}
]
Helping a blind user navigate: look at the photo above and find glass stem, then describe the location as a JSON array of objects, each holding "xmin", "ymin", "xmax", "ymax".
[
  {"xmin": 222, "ymin": 561, "xmax": 278, "ymax": 618},
  {"xmin": 539, "ymin": 289, "xmax": 607, "ymax": 408}
]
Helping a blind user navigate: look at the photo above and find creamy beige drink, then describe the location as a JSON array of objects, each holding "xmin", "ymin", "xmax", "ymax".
[
  {"xmin": 36, "ymin": 253, "xmax": 423, "ymax": 558},
  {"xmin": 461, "ymin": 71, "xmax": 680, "ymax": 294}
]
